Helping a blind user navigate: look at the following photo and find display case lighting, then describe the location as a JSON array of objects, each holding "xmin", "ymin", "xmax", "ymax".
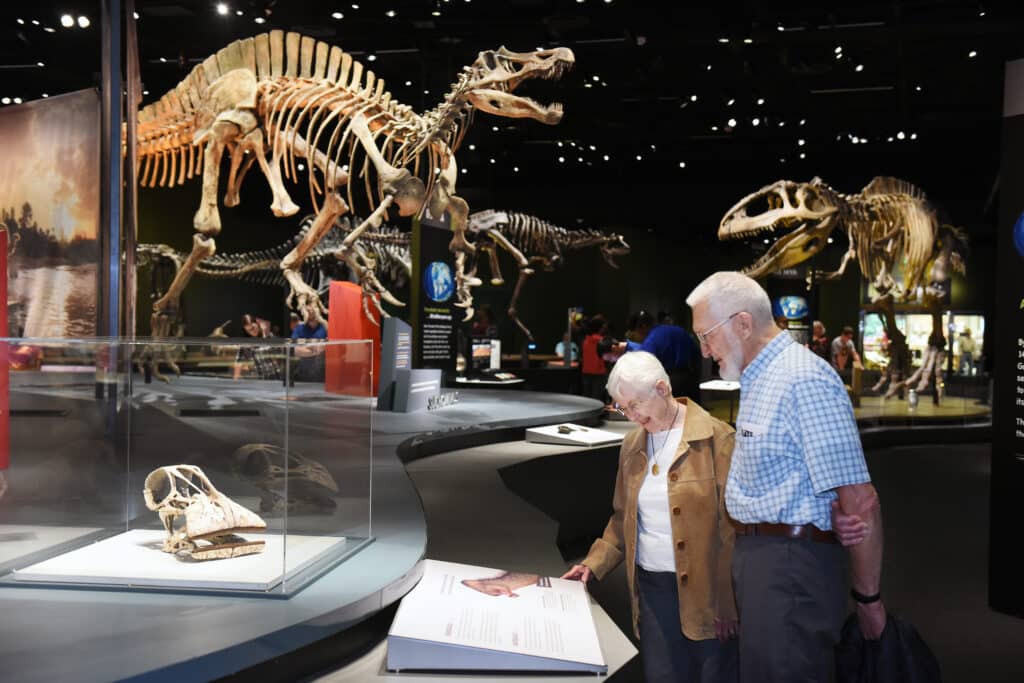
[
  {"xmin": 216, "ymin": 3, "xmax": 229, "ymax": 16},
  {"xmin": 60, "ymin": 15, "xmax": 74, "ymax": 27}
]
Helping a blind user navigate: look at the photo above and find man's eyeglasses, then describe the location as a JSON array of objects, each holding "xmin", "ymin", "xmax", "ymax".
[{"xmin": 695, "ymin": 312, "xmax": 741, "ymax": 345}]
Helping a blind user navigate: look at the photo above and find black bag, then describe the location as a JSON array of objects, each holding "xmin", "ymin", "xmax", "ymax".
[{"xmin": 835, "ymin": 612, "xmax": 941, "ymax": 683}]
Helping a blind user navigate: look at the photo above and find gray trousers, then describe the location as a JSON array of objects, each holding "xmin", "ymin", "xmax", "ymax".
[
  {"xmin": 637, "ymin": 566, "xmax": 738, "ymax": 683},
  {"xmin": 732, "ymin": 535, "xmax": 847, "ymax": 683}
]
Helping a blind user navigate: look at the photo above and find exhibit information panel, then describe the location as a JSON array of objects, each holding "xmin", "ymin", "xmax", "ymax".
[
  {"xmin": 411, "ymin": 212, "xmax": 457, "ymax": 376},
  {"xmin": 387, "ymin": 559, "xmax": 606, "ymax": 674},
  {"xmin": 0, "ymin": 337, "xmax": 373, "ymax": 598},
  {"xmin": 991, "ymin": 58, "xmax": 1024, "ymax": 618}
]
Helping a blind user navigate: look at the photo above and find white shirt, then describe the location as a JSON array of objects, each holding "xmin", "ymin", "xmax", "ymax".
[{"xmin": 636, "ymin": 426, "xmax": 684, "ymax": 572}]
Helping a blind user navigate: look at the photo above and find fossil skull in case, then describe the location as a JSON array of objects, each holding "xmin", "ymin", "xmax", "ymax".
[{"xmin": 143, "ymin": 465, "xmax": 267, "ymax": 561}]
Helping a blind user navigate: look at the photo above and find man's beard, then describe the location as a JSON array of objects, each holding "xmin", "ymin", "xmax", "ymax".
[{"xmin": 717, "ymin": 337, "xmax": 745, "ymax": 381}]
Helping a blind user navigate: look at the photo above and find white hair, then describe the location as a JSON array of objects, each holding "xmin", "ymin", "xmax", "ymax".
[
  {"xmin": 685, "ymin": 271, "xmax": 774, "ymax": 329},
  {"xmin": 606, "ymin": 350, "xmax": 669, "ymax": 402}
]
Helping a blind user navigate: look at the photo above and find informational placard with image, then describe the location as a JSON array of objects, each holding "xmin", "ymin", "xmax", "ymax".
[
  {"xmin": 387, "ymin": 559, "xmax": 606, "ymax": 674},
  {"xmin": 410, "ymin": 211, "xmax": 457, "ymax": 377}
]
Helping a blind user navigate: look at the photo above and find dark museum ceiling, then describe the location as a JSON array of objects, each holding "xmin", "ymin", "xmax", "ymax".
[{"xmin": 2, "ymin": 0, "xmax": 1024, "ymax": 240}]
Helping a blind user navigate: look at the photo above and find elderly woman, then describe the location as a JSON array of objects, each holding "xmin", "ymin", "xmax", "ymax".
[{"xmin": 562, "ymin": 350, "xmax": 738, "ymax": 682}]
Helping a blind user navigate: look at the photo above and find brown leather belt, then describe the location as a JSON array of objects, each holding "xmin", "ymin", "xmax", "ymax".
[{"xmin": 733, "ymin": 522, "xmax": 838, "ymax": 545}]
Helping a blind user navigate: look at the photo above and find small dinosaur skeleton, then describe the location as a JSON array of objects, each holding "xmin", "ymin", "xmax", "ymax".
[
  {"xmin": 468, "ymin": 210, "xmax": 630, "ymax": 339},
  {"xmin": 140, "ymin": 210, "xmax": 630, "ymax": 342},
  {"xmin": 136, "ymin": 30, "xmax": 573, "ymax": 339},
  {"xmin": 143, "ymin": 465, "xmax": 267, "ymax": 561},
  {"xmin": 719, "ymin": 176, "xmax": 967, "ymax": 398}
]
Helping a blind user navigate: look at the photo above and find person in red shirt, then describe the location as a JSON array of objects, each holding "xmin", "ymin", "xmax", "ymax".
[{"xmin": 581, "ymin": 314, "xmax": 609, "ymax": 401}]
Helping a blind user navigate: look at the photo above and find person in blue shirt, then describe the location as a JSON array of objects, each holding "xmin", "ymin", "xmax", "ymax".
[
  {"xmin": 290, "ymin": 306, "xmax": 327, "ymax": 381},
  {"xmin": 616, "ymin": 311, "xmax": 700, "ymax": 400},
  {"xmin": 686, "ymin": 271, "xmax": 884, "ymax": 683}
]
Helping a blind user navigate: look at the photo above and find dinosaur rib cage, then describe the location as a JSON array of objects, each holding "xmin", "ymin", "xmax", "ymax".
[{"xmin": 489, "ymin": 212, "xmax": 611, "ymax": 257}]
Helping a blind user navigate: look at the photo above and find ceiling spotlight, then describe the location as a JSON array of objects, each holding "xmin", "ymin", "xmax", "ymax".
[
  {"xmin": 297, "ymin": 163, "xmax": 305, "ymax": 171},
  {"xmin": 160, "ymin": 57, "xmax": 167, "ymax": 63},
  {"xmin": 743, "ymin": 38, "xmax": 753, "ymax": 44},
  {"xmin": 254, "ymin": 16, "xmax": 265, "ymax": 23},
  {"xmin": 432, "ymin": 9, "xmax": 441, "ymax": 15},
  {"xmin": 706, "ymin": 64, "xmax": 712, "ymax": 71},
  {"xmin": 12, "ymin": 97, "xmax": 22, "ymax": 104},
  {"xmin": 36, "ymin": 61, "xmax": 44, "ymax": 67},
  {"xmin": 1, "ymin": 97, "xmax": 10, "ymax": 105},
  {"xmin": 727, "ymin": 118, "xmax": 737, "ymax": 127},
  {"xmin": 855, "ymin": 64, "xmax": 864, "ymax": 72},
  {"xmin": 727, "ymin": 98, "xmax": 735, "ymax": 106},
  {"xmin": 887, "ymin": 137, "xmax": 894, "ymax": 142},
  {"xmin": 367, "ymin": 54, "xmax": 377, "ymax": 61},
  {"xmin": 423, "ymin": 89, "xmax": 429, "ymax": 94},
  {"xmin": 915, "ymin": 85, "xmax": 922, "ymax": 92},
  {"xmin": 752, "ymin": 118, "xmax": 760, "ymax": 126},
  {"xmin": 779, "ymin": 157, "xmax": 786, "ymax": 163},
  {"xmin": 799, "ymin": 152, "xmax": 806, "ymax": 159},
  {"xmin": 635, "ymin": 155, "xmax": 642, "ymax": 161},
  {"xmin": 352, "ymin": 3, "xmax": 360, "ymax": 8},
  {"xmin": 756, "ymin": 98, "xmax": 765, "ymax": 105},
  {"xmin": 584, "ymin": 83, "xmax": 593, "ymax": 89},
  {"xmin": 133, "ymin": 12, "xmax": 139, "ymax": 20},
  {"xmin": 603, "ymin": 154, "xmax": 609, "ymax": 161},
  {"xmin": 797, "ymin": 138, "xmax": 805, "ymax": 146},
  {"xmin": 460, "ymin": 168, "xmax": 467, "ymax": 174},
  {"xmin": 405, "ymin": 80, "xmax": 412, "ymax": 86},
  {"xmin": 778, "ymin": 121, "xmax": 785, "ymax": 127},
  {"xmin": 16, "ymin": 18, "xmax": 24, "ymax": 24},
  {"xmin": 41, "ymin": 93, "xmax": 48, "ymax": 98},
  {"xmin": 216, "ymin": 3, "xmax": 229, "ymax": 16},
  {"xmin": 827, "ymin": 237, "xmax": 834, "ymax": 244},
  {"xmin": 577, "ymin": 157, "xmax": 583, "ymax": 162},
  {"xmin": 679, "ymin": 161, "xmax": 686, "ymax": 168},
  {"xmin": 468, "ymin": 144, "xmax": 476, "ymax": 150},
  {"xmin": 557, "ymin": 141, "xmax": 563, "ymax": 147},
  {"xmin": 718, "ymin": 38, "xmax": 730, "ymax": 44},
  {"xmin": 979, "ymin": 10, "xmax": 986, "ymax": 16},
  {"xmin": 851, "ymin": 136, "xmax": 860, "ymax": 144},
  {"xmin": 589, "ymin": 145, "xmax": 596, "ymax": 151},
  {"xmin": 968, "ymin": 50, "xmax": 978, "ymax": 58},
  {"xmin": 490, "ymin": 158, "xmax": 496, "ymax": 164},
  {"xmin": 513, "ymin": 166, "xmax": 520, "ymax": 172},
  {"xmin": 31, "ymin": 19, "xmax": 39, "ymax": 25},
  {"xmin": 236, "ymin": 9, "xmax": 243, "ymax": 16},
  {"xmin": 385, "ymin": 9, "xmax": 396, "ymax": 17},
  {"xmin": 711, "ymin": 125, "xmax": 719, "ymax": 131},
  {"xmin": 910, "ymin": 133, "xmax": 918, "ymax": 140},
  {"xmin": 690, "ymin": 94, "xmax": 698, "ymax": 102},
  {"xmin": 558, "ymin": 156, "xmax": 565, "ymax": 163},
  {"xmin": 649, "ymin": 144, "xmax": 656, "ymax": 150},
  {"xmin": 799, "ymin": 119, "xmax": 806, "ymax": 126},
  {"xmin": 764, "ymin": 238, "xmax": 770, "ymax": 244},
  {"xmin": 60, "ymin": 14, "xmax": 74, "ymax": 27},
  {"xmin": 43, "ymin": 27, "xmax": 55, "ymax": 32},
  {"xmin": 332, "ymin": 11, "xmax": 343, "ymax": 19},
  {"xmin": 491, "ymin": 125, "xmax": 498, "ymax": 131},
  {"xmin": 834, "ymin": 46, "xmax": 843, "ymax": 54},
  {"xmin": 897, "ymin": 131, "xmax": 906, "ymax": 140},
  {"xmin": 777, "ymin": 24, "xmax": 785, "ymax": 32}
]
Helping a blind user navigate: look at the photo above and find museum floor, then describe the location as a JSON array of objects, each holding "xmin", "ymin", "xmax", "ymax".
[{"xmin": 309, "ymin": 426, "xmax": 1023, "ymax": 683}]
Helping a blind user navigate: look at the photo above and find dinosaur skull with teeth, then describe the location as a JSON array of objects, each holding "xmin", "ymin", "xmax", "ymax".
[
  {"xmin": 600, "ymin": 234, "xmax": 631, "ymax": 269},
  {"xmin": 143, "ymin": 465, "xmax": 267, "ymax": 561},
  {"xmin": 463, "ymin": 46, "xmax": 574, "ymax": 124},
  {"xmin": 719, "ymin": 178, "xmax": 839, "ymax": 278}
]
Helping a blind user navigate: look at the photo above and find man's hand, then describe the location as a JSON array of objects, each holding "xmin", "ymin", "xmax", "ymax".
[
  {"xmin": 856, "ymin": 600, "xmax": 887, "ymax": 640},
  {"xmin": 831, "ymin": 500, "xmax": 868, "ymax": 546},
  {"xmin": 561, "ymin": 564, "xmax": 592, "ymax": 583},
  {"xmin": 713, "ymin": 617, "xmax": 739, "ymax": 641}
]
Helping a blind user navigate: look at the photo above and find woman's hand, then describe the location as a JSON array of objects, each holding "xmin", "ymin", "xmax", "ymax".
[
  {"xmin": 713, "ymin": 617, "xmax": 739, "ymax": 641},
  {"xmin": 560, "ymin": 564, "xmax": 592, "ymax": 583},
  {"xmin": 831, "ymin": 500, "xmax": 869, "ymax": 546}
]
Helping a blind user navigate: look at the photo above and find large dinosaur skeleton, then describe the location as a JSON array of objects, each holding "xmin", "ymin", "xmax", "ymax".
[
  {"xmin": 468, "ymin": 210, "xmax": 630, "ymax": 339},
  {"xmin": 140, "ymin": 210, "xmax": 630, "ymax": 342},
  {"xmin": 719, "ymin": 176, "xmax": 967, "ymax": 398},
  {"xmin": 137, "ymin": 30, "xmax": 573, "ymax": 337}
]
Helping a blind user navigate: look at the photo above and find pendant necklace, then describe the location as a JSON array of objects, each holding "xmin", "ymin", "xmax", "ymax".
[{"xmin": 648, "ymin": 402, "xmax": 680, "ymax": 476}]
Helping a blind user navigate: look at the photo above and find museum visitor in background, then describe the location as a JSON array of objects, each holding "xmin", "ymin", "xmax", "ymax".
[
  {"xmin": 563, "ymin": 351, "xmax": 738, "ymax": 683},
  {"xmin": 809, "ymin": 320, "xmax": 830, "ymax": 363},
  {"xmin": 686, "ymin": 272, "xmax": 884, "ymax": 683},
  {"xmin": 615, "ymin": 310, "xmax": 701, "ymax": 401},
  {"xmin": 580, "ymin": 315, "xmax": 610, "ymax": 401}
]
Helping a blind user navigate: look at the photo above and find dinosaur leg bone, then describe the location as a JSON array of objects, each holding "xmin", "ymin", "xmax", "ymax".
[
  {"xmin": 347, "ymin": 114, "xmax": 426, "ymax": 216},
  {"xmin": 280, "ymin": 192, "xmax": 350, "ymax": 326},
  {"xmin": 486, "ymin": 228, "xmax": 536, "ymax": 340},
  {"xmin": 223, "ymin": 145, "xmax": 256, "ymax": 208},
  {"xmin": 331, "ymin": 196, "xmax": 405, "ymax": 324}
]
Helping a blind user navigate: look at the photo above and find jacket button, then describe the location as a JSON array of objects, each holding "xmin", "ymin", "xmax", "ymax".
[
  {"xmin": 679, "ymin": 573, "xmax": 689, "ymax": 585},
  {"xmin": 669, "ymin": 473, "xmax": 678, "ymax": 482},
  {"xmin": 676, "ymin": 540, "xmax": 685, "ymax": 550},
  {"xmin": 672, "ymin": 507, "xmax": 681, "ymax": 516}
]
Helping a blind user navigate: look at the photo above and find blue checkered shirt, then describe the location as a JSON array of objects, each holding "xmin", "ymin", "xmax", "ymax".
[{"xmin": 726, "ymin": 332, "xmax": 869, "ymax": 530}]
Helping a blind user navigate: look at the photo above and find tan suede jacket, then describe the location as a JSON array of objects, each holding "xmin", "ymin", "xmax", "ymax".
[{"xmin": 582, "ymin": 397, "xmax": 738, "ymax": 640}]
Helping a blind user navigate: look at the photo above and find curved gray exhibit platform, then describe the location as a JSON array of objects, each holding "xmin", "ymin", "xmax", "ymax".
[{"xmin": 0, "ymin": 381, "xmax": 604, "ymax": 683}]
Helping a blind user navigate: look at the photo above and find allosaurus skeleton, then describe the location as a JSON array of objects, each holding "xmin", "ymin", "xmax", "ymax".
[
  {"xmin": 718, "ymin": 176, "xmax": 967, "ymax": 399},
  {"xmin": 140, "ymin": 211, "xmax": 630, "ymax": 342},
  {"xmin": 136, "ymin": 30, "xmax": 573, "ymax": 337}
]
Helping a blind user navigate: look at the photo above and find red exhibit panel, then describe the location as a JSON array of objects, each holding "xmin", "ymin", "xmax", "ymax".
[{"xmin": 325, "ymin": 281, "xmax": 380, "ymax": 396}]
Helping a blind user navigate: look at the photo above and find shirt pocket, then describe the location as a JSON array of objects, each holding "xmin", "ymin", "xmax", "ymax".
[{"xmin": 733, "ymin": 421, "xmax": 800, "ymax": 490}]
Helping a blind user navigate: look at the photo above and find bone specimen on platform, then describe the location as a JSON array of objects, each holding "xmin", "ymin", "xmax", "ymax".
[
  {"xmin": 136, "ymin": 30, "xmax": 574, "ymax": 335},
  {"xmin": 719, "ymin": 176, "xmax": 967, "ymax": 399},
  {"xmin": 143, "ymin": 465, "xmax": 267, "ymax": 561}
]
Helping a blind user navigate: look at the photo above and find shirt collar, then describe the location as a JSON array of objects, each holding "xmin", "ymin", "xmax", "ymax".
[{"xmin": 740, "ymin": 331, "xmax": 793, "ymax": 385}]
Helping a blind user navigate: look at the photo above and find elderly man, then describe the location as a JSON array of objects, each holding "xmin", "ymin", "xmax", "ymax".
[{"xmin": 686, "ymin": 271, "xmax": 884, "ymax": 683}]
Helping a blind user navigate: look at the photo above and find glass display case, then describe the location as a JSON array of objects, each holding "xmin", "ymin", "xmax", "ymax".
[{"xmin": 0, "ymin": 337, "xmax": 373, "ymax": 597}]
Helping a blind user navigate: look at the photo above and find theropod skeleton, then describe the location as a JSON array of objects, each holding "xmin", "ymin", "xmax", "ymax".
[
  {"xmin": 137, "ymin": 30, "xmax": 573, "ymax": 336},
  {"xmin": 140, "ymin": 210, "xmax": 630, "ymax": 342},
  {"xmin": 468, "ymin": 210, "xmax": 630, "ymax": 339},
  {"xmin": 719, "ymin": 176, "xmax": 966, "ymax": 399}
]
